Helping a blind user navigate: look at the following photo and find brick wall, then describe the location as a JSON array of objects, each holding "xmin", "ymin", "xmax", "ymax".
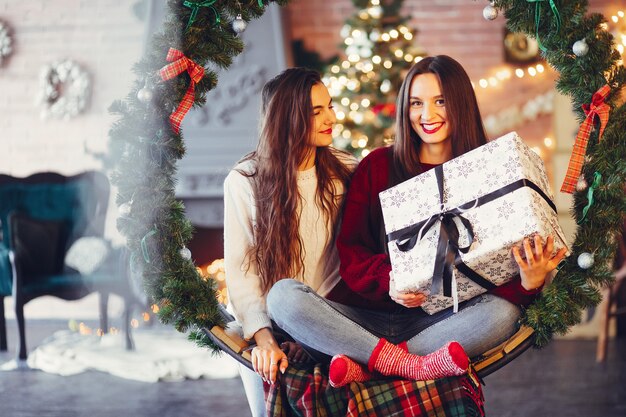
[
  {"xmin": 286, "ymin": 0, "xmax": 624, "ymax": 79},
  {"xmin": 0, "ymin": 0, "xmax": 145, "ymax": 177},
  {"xmin": 285, "ymin": 0, "xmax": 625, "ymax": 145},
  {"xmin": 1, "ymin": 0, "xmax": 623, "ymax": 176},
  {"xmin": 0, "ymin": 0, "xmax": 146, "ymax": 243}
]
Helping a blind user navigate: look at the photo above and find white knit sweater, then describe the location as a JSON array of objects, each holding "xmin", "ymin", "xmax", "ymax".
[{"xmin": 223, "ymin": 153, "xmax": 355, "ymax": 340}]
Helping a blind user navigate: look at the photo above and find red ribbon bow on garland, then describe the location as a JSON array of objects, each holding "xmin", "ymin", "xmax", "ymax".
[
  {"xmin": 560, "ymin": 84, "xmax": 611, "ymax": 194},
  {"xmin": 159, "ymin": 48, "xmax": 205, "ymax": 134}
]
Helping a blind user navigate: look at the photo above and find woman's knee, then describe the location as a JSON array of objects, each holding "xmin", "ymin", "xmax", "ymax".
[
  {"xmin": 267, "ymin": 278, "xmax": 308, "ymax": 317},
  {"xmin": 484, "ymin": 295, "xmax": 522, "ymax": 326}
]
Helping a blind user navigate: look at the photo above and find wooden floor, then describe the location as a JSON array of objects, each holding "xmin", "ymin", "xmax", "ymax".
[{"xmin": 0, "ymin": 319, "xmax": 624, "ymax": 417}]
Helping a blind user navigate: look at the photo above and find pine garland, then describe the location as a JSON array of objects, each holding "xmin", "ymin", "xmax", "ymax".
[
  {"xmin": 495, "ymin": 0, "xmax": 626, "ymax": 346},
  {"xmin": 108, "ymin": 0, "xmax": 289, "ymax": 349},
  {"xmin": 109, "ymin": 0, "xmax": 625, "ymax": 352}
]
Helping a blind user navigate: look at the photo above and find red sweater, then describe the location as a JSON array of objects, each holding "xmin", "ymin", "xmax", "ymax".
[{"xmin": 326, "ymin": 146, "xmax": 539, "ymax": 311}]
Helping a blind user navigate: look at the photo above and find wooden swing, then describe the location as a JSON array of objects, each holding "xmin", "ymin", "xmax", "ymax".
[{"xmin": 204, "ymin": 303, "xmax": 535, "ymax": 380}]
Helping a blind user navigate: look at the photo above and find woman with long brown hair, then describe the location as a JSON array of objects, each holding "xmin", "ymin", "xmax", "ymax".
[
  {"xmin": 223, "ymin": 67, "xmax": 355, "ymax": 415},
  {"xmin": 266, "ymin": 55, "xmax": 567, "ymax": 387}
]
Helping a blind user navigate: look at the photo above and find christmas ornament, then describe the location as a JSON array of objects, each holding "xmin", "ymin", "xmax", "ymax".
[
  {"xmin": 0, "ymin": 19, "xmax": 13, "ymax": 66},
  {"xmin": 483, "ymin": 2, "xmax": 498, "ymax": 21},
  {"xmin": 119, "ymin": 202, "xmax": 132, "ymax": 217},
  {"xmin": 159, "ymin": 48, "xmax": 205, "ymax": 134},
  {"xmin": 179, "ymin": 246, "xmax": 192, "ymax": 260},
  {"xmin": 137, "ymin": 84, "xmax": 154, "ymax": 103},
  {"xmin": 232, "ymin": 14, "xmax": 247, "ymax": 34},
  {"xmin": 561, "ymin": 85, "xmax": 610, "ymax": 193},
  {"xmin": 37, "ymin": 59, "xmax": 91, "ymax": 120},
  {"xmin": 572, "ymin": 39, "xmax": 589, "ymax": 57},
  {"xmin": 575, "ymin": 176, "xmax": 588, "ymax": 192},
  {"xmin": 577, "ymin": 252, "xmax": 594, "ymax": 269}
]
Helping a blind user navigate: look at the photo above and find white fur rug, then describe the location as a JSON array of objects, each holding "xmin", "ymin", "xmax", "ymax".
[{"xmin": 2, "ymin": 327, "xmax": 239, "ymax": 383}]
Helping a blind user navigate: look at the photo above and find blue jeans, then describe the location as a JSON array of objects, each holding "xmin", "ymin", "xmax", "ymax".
[
  {"xmin": 266, "ymin": 279, "xmax": 521, "ymax": 363},
  {"xmin": 238, "ymin": 363, "xmax": 266, "ymax": 417}
]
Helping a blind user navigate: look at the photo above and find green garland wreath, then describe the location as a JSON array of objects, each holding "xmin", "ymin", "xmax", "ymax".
[{"xmin": 109, "ymin": 0, "xmax": 625, "ymax": 350}]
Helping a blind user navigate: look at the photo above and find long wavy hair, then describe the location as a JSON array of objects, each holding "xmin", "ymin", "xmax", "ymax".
[
  {"xmin": 391, "ymin": 55, "xmax": 488, "ymax": 185},
  {"xmin": 239, "ymin": 68, "xmax": 352, "ymax": 294}
]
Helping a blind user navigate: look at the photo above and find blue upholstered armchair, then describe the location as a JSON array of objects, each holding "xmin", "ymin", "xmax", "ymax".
[{"xmin": 0, "ymin": 171, "xmax": 141, "ymax": 360}]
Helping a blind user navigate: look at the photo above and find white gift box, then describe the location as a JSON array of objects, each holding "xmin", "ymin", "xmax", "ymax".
[{"xmin": 379, "ymin": 132, "xmax": 569, "ymax": 314}]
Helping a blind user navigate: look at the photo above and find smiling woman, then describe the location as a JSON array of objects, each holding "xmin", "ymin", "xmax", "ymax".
[{"xmin": 109, "ymin": 0, "xmax": 625, "ymax": 367}]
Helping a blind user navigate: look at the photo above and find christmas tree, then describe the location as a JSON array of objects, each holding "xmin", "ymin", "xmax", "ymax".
[{"xmin": 324, "ymin": 0, "xmax": 426, "ymax": 157}]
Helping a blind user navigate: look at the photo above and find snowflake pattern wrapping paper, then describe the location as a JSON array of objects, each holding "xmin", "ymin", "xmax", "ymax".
[{"xmin": 380, "ymin": 132, "xmax": 569, "ymax": 314}]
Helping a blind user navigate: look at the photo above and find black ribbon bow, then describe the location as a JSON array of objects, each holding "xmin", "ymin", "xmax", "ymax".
[
  {"xmin": 386, "ymin": 165, "xmax": 557, "ymax": 298},
  {"xmin": 389, "ymin": 166, "xmax": 474, "ymax": 296}
]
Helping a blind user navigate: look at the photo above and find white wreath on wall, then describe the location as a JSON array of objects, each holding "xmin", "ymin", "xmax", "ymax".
[
  {"xmin": 37, "ymin": 59, "xmax": 91, "ymax": 120},
  {"xmin": 0, "ymin": 19, "xmax": 12, "ymax": 66}
]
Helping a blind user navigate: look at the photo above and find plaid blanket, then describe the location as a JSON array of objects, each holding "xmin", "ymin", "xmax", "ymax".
[{"xmin": 265, "ymin": 363, "xmax": 484, "ymax": 417}]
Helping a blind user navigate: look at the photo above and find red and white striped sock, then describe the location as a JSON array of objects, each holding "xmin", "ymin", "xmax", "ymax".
[
  {"xmin": 368, "ymin": 339, "xmax": 469, "ymax": 381},
  {"xmin": 328, "ymin": 354, "xmax": 372, "ymax": 387},
  {"xmin": 328, "ymin": 341, "xmax": 411, "ymax": 387}
]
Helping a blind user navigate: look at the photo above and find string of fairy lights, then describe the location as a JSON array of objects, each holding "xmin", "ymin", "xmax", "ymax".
[
  {"xmin": 69, "ymin": 259, "xmax": 226, "ymax": 337},
  {"xmin": 324, "ymin": 5, "xmax": 626, "ymax": 158}
]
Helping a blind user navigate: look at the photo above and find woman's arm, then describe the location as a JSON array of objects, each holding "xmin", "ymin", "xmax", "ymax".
[
  {"xmin": 336, "ymin": 150, "xmax": 394, "ymax": 301},
  {"xmin": 493, "ymin": 234, "xmax": 567, "ymax": 306},
  {"xmin": 223, "ymin": 170, "xmax": 272, "ymax": 340}
]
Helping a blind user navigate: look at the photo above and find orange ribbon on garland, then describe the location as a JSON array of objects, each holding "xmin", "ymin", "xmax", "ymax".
[
  {"xmin": 159, "ymin": 48, "xmax": 205, "ymax": 134},
  {"xmin": 560, "ymin": 84, "xmax": 611, "ymax": 194}
]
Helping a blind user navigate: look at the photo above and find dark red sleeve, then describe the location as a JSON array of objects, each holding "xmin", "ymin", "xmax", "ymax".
[
  {"xmin": 336, "ymin": 149, "xmax": 393, "ymax": 302},
  {"xmin": 490, "ymin": 275, "xmax": 542, "ymax": 307}
]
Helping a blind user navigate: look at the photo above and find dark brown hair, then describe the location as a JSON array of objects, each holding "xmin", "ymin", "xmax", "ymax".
[
  {"xmin": 239, "ymin": 68, "xmax": 352, "ymax": 294},
  {"xmin": 391, "ymin": 55, "xmax": 488, "ymax": 184}
]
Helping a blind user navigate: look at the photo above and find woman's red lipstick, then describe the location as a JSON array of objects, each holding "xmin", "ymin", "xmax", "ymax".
[{"xmin": 421, "ymin": 122, "xmax": 443, "ymax": 134}]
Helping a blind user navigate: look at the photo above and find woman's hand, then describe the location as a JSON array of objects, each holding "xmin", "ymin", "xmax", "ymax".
[
  {"xmin": 389, "ymin": 272, "xmax": 427, "ymax": 308},
  {"xmin": 280, "ymin": 341, "xmax": 310, "ymax": 364},
  {"xmin": 512, "ymin": 235, "xmax": 568, "ymax": 291},
  {"xmin": 251, "ymin": 328, "xmax": 288, "ymax": 384}
]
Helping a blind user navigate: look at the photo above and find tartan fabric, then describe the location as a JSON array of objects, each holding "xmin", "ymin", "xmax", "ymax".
[
  {"xmin": 159, "ymin": 47, "xmax": 205, "ymax": 134},
  {"xmin": 265, "ymin": 363, "xmax": 484, "ymax": 417},
  {"xmin": 560, "ymin": 84, "xmax": 611, "ymax": 194}
]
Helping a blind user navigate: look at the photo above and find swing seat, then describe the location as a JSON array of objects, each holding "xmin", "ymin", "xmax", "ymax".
[{"xmin": 204, "ymin": 304, "xmax": 535, "ymax": 379}]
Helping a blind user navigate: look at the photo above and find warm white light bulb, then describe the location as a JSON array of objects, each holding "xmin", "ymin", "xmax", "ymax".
[{"xmin": 543, "ymin": 137, "xmax": 554, "ymax": 148}]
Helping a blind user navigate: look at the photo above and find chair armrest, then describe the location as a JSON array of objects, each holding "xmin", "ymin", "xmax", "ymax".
[
  {"xmin": 473, "ymin": 325, "xmax": 535, "ymax": 378},
  {"xmin": 205, "ymin": 321, "xmax": 254, "ymax": 370}
]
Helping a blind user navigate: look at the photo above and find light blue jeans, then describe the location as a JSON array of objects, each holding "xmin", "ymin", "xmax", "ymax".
[
  {"xmin": 266, "ymin": 279, "xmax": 521, "ymax": 364},
  {"xmin": 238, "ymin": 363, "xmax": 266, "ymax": 417}
]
